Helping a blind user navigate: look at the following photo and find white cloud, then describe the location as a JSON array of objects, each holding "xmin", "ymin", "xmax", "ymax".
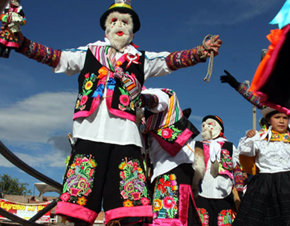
[
  {"xmin": 187, "ymin": 0, "xmax": 278, "ymax": 25},
  {"xmin": 0, "ymin": 92, "xmax": 74, "ymax": 169},
  {"xmin": 0, "ymin": 155, "xmax": 14, "ymax": 167},
  {"xmin": 0, "ymin": 92, "xmax": 76, "ymax": 144}
]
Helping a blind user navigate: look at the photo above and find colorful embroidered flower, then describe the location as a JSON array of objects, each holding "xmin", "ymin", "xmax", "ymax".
[
  {"xmin": 127, "ymin": 161, "xmax": 134, "ymax": 167},
  {"xmin": 198, "ymin": 208, "xmax": 206, "ymax": 215},
  {"xmin": 83, "ymin": 188, "xmax": 91, "ymax": 196},
  {"xmin": 70, "ymin": 188, "xmax": 81, "ymax": 197},
  {"xmin": 120, "ymin": 171, "xmax": 125, "ymax": 179},
  {"xmin": 60, "ymin": 193, "xmax": 70, "ymax": 202},
  {"xmin": 121, "ymin": 190, "xmax": 128, "ymax": 199},
  {"xmin": 81, "ymin": 157, "xmax": 89, "ymax": 163},
  {"xmin": 133, "ymin": 162, "xmax": 139, "ymax": 170},
  {"xmin": 85, "ymin": 81, "xmax": 93, "ymax": 90},
  {"xmin": 90, "ymin": 159, "xmax": 96, "ymax": 168},
  {"xmin": 161, "ymin": 128, "xmax": 173, "ymax": 139},
  {"xmin": 107, "ymin": 78, "xmax": 116, "ymax": 90},
  {"xmin": 141, "ymin": 197, "xmax": 150, "ymax": 206},
  {"xmin": 78, "ymin": 178, "xmax": 90, "ymax": 191},
  {"xmin": 77, "ymin": 196, "xmax": 87, "ymax": 206},
  {"xmin": 153, "ymin": 199, "xmax": 163, "ymax": 211},
  {"xmin": 157, "ymin": 178, "xmax": 171, "ymax": 193},
  {"xmin": 84, "ymin": 73, "xmax": 90, "ymax": 79},
  {"xmin": 169, "ymin": 174, "xmax": 176, "ymax": 181},
  {"xmin": 172, "ymin": 185, "xmax": 178, "ymax": 191},
  {"xmin": 80, "ymin": 95, "xmax": 88, "ymax": 106},
  {"xmin": 120, "ymin": 95, "xmax": 130, "ymax": 106},
  {"xmin": 119, "ymin": 162, "xmax": 127, "ymax": 170},
  {"xmin": 163, "ymin": 196, "xmax": 176, "ymax": 209},
  {"xmin": 75, "ymin": 158, "xmax": 82, "ymax": 166},
  {"xmin": 92, "ymin": 84, "xmax": 104, "ymax": 98},
  {"xmin": 123, "ymin": 199, "xmax": 133, "ymax": 207},
  {"xmin": 138, "ymin": 173, "xmax": 146, "ymax": 182},
  {"xmin": 131, "ymin": 192, "xmax": 141, "ymax": 200},
  {"xmin": 66, "ymin": 169, "xmax": 74, "ymax": 177},
  {"xmin": 116, "ymin": 61, "xmax": 122, "ymax": 67},
  {"xmin": 124, "ymin": 181, "xmax": 135, "ymax": 193},
  {"xmin": 220, "ymin": 210, "xmax": 227, "ymax": 215},
  {"xmin": 170, "ymin": 180, "xmax": 177, "ymax": 186},
  {"xmin": 97, "ymin": 66, "xmax": 108, "ymax": 79},
  {"xmin": 221, "ymin": 149, "xmax": 230, "ymax": 156}
]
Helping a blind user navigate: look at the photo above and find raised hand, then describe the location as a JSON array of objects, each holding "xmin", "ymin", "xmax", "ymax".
[{"xmin": 220, "ymin": 70, "xmax": 240, "ymax": 89}]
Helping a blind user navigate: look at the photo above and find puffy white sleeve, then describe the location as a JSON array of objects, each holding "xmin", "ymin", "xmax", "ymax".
[
  {"xmin": 53, "ymin": 47, "xmax": 88, "ymax": 76},
  {"xmin": 144, "ymin": 51, "xmax": 172, "ymax": 80},
  {"xmin": 237, "ymin": 132, "xmax": 260, "ymax": 157},
  {"xmin": 141, "ymin": 88, "xmax": 169, "ymax": 113},
  {"xmin": 232, "ymin": 144, "xmax": 240, "ymax": 168}
]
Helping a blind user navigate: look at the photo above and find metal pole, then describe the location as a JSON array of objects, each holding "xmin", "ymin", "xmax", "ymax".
[{"xmin": 252, "ymin": 105, "xmax": 257, "ymax": 130}]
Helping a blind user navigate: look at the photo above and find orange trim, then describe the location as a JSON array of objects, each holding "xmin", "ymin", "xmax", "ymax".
[{"xmin": 250, "ymin": 29, "xmax": 283, "ymax": 92}]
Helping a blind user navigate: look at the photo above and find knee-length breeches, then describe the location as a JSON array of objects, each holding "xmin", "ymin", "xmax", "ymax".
[{"xmin": 55, "ymin": 139, "xmax": 152, "ymax": 224}]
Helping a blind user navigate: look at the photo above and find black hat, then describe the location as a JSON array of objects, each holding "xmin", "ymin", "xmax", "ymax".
[
  {"xmin": 182, "ymin": 108, "xmax": 192, "ymax": 119},
  {"xmin": 202, "ymin": 115, "xmax": 224, "ymax": 133},
  {"xmin": 100, "ymin": 0, "xmax": 140, "ymax": 33}
]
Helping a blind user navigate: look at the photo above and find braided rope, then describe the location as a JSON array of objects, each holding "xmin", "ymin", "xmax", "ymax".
[{"xmin": 202, "ymin": 34, "xmax": 216, "ymax": 83}]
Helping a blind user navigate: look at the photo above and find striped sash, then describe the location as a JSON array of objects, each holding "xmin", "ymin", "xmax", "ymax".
[
  {"xmin": 146, "ymin": 89, "xmax": 183, "ymax": 131},
  {"xmin": 120, "ymin": 72, "xmax": 141, "ymax": 100},
  {"xmin": 89, "ymin": 45, "xmax": 116, "ymax": 71}
]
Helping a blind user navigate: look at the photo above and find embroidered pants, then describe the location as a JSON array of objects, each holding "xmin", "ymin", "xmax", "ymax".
[
  {"xmin": 195, "ymin": 195, "xmax": 236, "ymax": 226},
  {"xmin": 151, "ymin": 164, "xmax": 202, "ymax": 226},
  {"xmin": 55, "ymin": 139, "xmax": 152, "ymax": 225}
]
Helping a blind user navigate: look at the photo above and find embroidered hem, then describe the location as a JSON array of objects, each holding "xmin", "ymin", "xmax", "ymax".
[
  {"xmin": 105, "ymin": 205, "xmax": 153, "ymax": 224},
  {"xmin": 55, "ymin": 201, "xmax": 98, "ymax": 225}
]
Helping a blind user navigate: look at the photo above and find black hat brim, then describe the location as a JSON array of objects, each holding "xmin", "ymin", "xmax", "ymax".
[
  {"xmin": 100, "ymin": 7, "xmax": 140, "ymax": 33},
  {"xmin": 182, "ymin": 108, "xmax": 192, "ymax": 119}
]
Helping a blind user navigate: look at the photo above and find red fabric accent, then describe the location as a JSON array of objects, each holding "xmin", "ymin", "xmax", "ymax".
[
  {"xmin": 151, "ymin": 129, "xmax": 193, "ymax": 157},
  {"xmin": 55, "ymin": 201, "xmax": 98, "ymax": 225},
  {"xmin": 153, "ymin": 185, "xmax": 201, "ymax": 226},
  {"xmin": 130, "ymin": 42, "xmax": 139, "ymax": 48},
  {"xmin": 106, "ymin": 88, "xmax": 137, "ymax": 122},
  {"xmin": 180, "ymin": 184, "xmax": 202, "ymax": 226},
  {"xmin": 179, "ymin": 184, "xmax": 190, "ymax": 225},
  {"xmin": 105, "ymin": 205, "xmax": 153, "ymax": 224},
  {"xmin": 202, "ymin": 143, "xmax": 210, "ymax": 171},
  {"xmin": 153, "ymin": 219, "xmax": 183, "ymax": 225}
]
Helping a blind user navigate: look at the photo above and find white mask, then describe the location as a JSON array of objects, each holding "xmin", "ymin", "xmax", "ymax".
[
  {"xmin": 201, "ymin": 118, "xmax": 222, "ymax": 140},
  {"xmin": 105, "ymin": 12, "xmax": 134, "ymax": 52}
]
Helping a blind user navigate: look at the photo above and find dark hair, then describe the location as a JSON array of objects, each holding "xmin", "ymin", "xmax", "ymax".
[
  {"xmin": 264, "ymin": 111, "xmax": 290, "ymax": 132},
  {"xmin": 265, "ymin": 110, "xmax": 280, "ymax": 122}
]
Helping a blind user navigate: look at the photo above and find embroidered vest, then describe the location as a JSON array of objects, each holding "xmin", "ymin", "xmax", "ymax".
[
  {"xmin": 73, "ymin": 45, "xmax": 145, "ymax": 122},
  {"xmin": 145, "ymin": 89, "xmax": 200, "ymax": 156},
  {"xmin": 200, "ymin": 141, "xmax": 234, "ymax": 179}
]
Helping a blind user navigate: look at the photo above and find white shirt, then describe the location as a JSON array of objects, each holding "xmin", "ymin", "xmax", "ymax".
[
  {"xmin": 198, "ymin": 142, "xmax": 239, "ymax": 199},
  {"xmin": 141, "ymin": 88, "xmax": 196, "ymax": 182},
  {"xmin": 53, "ymin": 39, "xmax": 172, "ymax": 147},
  {"xmin": 238, "ymin": 132, "xmax": 290, "ymax": 173}
]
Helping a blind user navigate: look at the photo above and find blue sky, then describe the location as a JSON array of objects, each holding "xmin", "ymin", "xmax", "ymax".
[{"xmin": 0, "ymin": 0, "xmax": 285, "ymax": 195}]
